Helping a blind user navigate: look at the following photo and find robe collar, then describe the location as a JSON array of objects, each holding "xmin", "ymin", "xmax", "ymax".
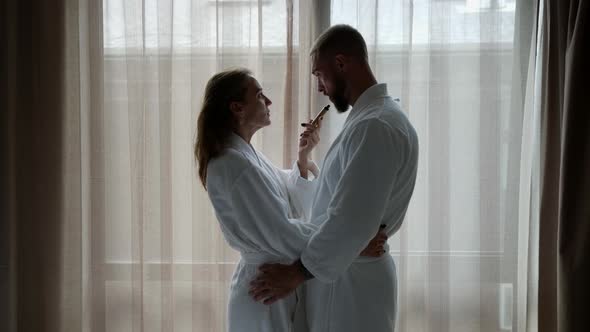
[
  {"xmin": 228, "ymin": 132, "xmax": 262, "ymax": 166},
  {"xmin": 345, "ymin": 83, "xmax": 389, "ymax": 125}
]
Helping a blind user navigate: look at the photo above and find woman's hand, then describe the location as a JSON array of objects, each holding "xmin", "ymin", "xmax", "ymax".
[
  {"xmin": 298, "ymin": 117, "xmax": 322, "ymax": 161},
  {"xmin": 297, "ymin": 117, "xmax": 322, "ymax": 179},
  {"xmin": 360, "ymin": 225, "xmax": 388, "ymax": 257}
]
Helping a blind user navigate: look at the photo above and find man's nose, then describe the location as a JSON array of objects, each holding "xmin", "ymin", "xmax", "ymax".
[{"xmin": 317, "ymin": 82, "xmax": 325, "ymax": 93}]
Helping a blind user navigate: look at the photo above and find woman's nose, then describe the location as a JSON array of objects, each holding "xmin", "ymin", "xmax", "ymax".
[{"xmin": 265, "ymin": 96, "xmax": 272, "ymax": 106}]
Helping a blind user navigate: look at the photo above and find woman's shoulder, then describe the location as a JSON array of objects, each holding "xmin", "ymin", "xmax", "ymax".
[{"xmin": 207, "ymin": 148, "xmax": 255, "ymax": 185}]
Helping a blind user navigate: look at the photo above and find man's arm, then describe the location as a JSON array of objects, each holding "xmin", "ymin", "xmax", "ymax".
[
  {"xmin": 249, "ymin": 120, "xmax": 405, "ymax": 304},
  {"xmin": 300, "ymin": 119, "xmax": 404, "ymax": 282}
]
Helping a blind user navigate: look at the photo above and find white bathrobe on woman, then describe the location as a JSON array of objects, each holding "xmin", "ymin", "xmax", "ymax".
[
  {"xmin": 206, "ymin": 133, "xmax": 318, "ymax": 332},
  {"xmin": 300, "ymin": 84, "xmax": 419, "ymax": 332}
]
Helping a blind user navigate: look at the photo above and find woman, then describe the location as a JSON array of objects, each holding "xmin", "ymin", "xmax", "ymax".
[{"xmin": 195, "ymin": 68, "xmax": 386, "ymax": 332}]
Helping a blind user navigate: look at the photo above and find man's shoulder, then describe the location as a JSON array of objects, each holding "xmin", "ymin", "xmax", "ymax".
[
  {"xmin": 371, "ymin": 98, "xmax": 416, "ymax": 133},
  {"xmin": 353, "ymin": 100, "xmax": 402, "ymax": 129},
  {"xmin": 345, "ymin": 99, "xmax": 417, "ymax": 147}
]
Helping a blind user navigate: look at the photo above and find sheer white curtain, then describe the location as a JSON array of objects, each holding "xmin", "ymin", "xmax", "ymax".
[
  {"xmin": 85, "ymin": 0, "xmax": 321, "ymax": 330},
  {"xmin": 62, "ymin": 0, "xmax": 540, "ymax": 331},
  {"xmin": 327, "ymin": 0, "xmax": 540, "ymax": 331}
]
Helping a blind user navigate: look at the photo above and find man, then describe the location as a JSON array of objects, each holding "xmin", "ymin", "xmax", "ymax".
[{"xmin": 249, "ymin": 24, "xmax": 419, "ymax": 331}]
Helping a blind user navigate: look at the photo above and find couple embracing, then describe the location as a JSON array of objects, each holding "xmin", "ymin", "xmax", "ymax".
[{"xmin": 195, "ymin": 25, "xmax": 419, "ymax": 332}]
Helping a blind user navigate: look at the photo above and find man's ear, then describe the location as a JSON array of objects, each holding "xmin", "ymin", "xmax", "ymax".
[{"xmin": 334, "ymin": 54, "xmax": 347, "ymax": 72}]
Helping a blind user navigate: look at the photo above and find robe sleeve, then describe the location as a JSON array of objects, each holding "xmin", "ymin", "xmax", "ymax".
[
  {"xmin": 278, "ymin": 161, "xmax": 319, "ymax": 221},
  {"xmin": 300, "ymin": 119, "xmax": 406, "ymax": 282},
  {"xmin": 230, "ymin": 164, "xmax": 318, "ymax": 260}
]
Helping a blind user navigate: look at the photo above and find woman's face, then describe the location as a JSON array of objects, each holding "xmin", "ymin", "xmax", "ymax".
[{"xmin": 234, "ymin": 76, "xmax": 272, "ymax": 131}]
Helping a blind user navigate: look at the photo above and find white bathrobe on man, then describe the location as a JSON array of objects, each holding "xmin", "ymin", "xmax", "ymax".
[
  {"xmin": 301, "ymin": 83, "xmax": 419, "ymax": 332},
  {"xmin": 206, "ymin": 133, "xmax": 318, "ymax": 332}
]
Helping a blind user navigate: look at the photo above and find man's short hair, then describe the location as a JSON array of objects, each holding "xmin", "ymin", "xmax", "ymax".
[{"xmin": 310, "ymin": 24, "xmax": 368, "ymax": 61}]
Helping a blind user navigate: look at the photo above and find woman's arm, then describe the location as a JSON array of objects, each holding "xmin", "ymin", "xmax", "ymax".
[
  {"xmin": 227, "ymin": 165, "xmax": 318, "ymax": 259},
  {"xmin": 297, "ymin": 119, "xmax": 322, "ymax": 179}
]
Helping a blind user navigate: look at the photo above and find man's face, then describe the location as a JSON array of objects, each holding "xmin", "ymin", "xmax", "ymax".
[{"xmin": 312, "ymin": 54, "xmax": 350, "ymax": 113}]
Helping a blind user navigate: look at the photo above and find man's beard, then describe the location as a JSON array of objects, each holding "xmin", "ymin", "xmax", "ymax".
[{"xmin": 330, "ymin": 76, "xmax": 350, "ymax": 113}]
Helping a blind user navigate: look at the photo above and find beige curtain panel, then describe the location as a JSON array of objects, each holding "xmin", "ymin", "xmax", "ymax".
[
  {"xmin": 538, "ymin": 0, "xmax": 590, "ymax": 331},
  {"xmin": 3, "ymin": 0, "xmax": 587, "ymax": 331}
]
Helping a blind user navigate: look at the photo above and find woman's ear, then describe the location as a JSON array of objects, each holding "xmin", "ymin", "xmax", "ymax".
[
  {"xmin": 230, "ymin": 101, "xmax": 244, "ymax": 123},
  {"xmin": 230, "ymin": 101, "xmax": 242, "ymax": 115}
]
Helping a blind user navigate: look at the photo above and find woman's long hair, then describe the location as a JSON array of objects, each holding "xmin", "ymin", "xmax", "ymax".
[{"xmin": 195, "ymin": 68, "xmax": 252, "ymax": 189}]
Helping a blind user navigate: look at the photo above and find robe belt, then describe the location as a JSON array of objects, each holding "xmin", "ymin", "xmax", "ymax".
[
  {"xmin": 241, "ymin": 243, "xmax": 391, "ymax": 266},
  {"xmin": 240, "ymin": 252, "xmax": 292, "ymax": 265}
]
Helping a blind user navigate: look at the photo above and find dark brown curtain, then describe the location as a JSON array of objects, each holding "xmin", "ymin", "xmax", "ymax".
[
  {"xmin": 539, "ymin": 1, "xmax": 590, "ymax": 331},
  {"xmin": 2, "ymin": 1, "xmax": 67, "ymax": 331}
]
